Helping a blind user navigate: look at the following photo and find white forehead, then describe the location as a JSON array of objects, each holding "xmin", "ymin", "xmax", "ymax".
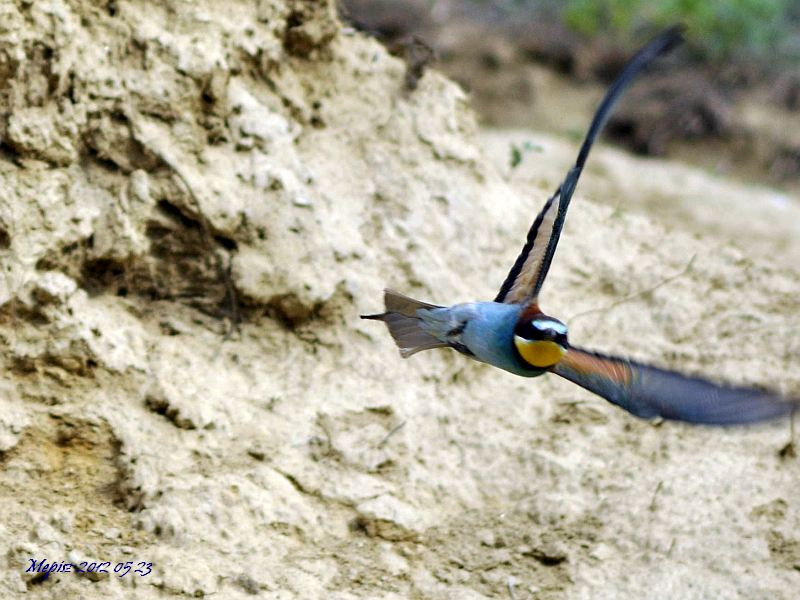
[{"xmin": 532, "ymin": 318, "xmax": 567, "ymax": 334}]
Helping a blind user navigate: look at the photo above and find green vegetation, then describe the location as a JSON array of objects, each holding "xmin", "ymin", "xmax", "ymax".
[
  {"xmin": 509, "ymin": 140, "xmax": 542, "ymax": 170},
  {"xmin": 564, "ymin": 0, "xmax": 791, "ymax": 60},
  {"xmin": 461, "ymin": 0, "xmax": 798, "ymax": 62}
]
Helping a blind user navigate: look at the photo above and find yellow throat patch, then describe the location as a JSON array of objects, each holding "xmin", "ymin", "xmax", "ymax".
[{"xmin": 514, "ymin": 336, "xmax": 566, "ymax": 368}]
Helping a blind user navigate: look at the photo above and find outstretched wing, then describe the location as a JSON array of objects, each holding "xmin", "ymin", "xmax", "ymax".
[
  {"xmin": 495, "ymin": 25, "xmax": 684, "ymax": 306},
  {"xmin": 551, "ymin": 346, "xmax": 799, "ymax": 425}
]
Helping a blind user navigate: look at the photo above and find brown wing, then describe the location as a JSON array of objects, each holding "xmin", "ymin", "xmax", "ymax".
[
  {"xmin": 551, "ymin": 346, "xmax": 799, "ymax": 425},
  {"xmin": 493, "ymin": 186, "xmax": 563, "ymax": 305},
  {"xmin": 495, "ymin": 25, "xmax": 684, "ymax": 306}
]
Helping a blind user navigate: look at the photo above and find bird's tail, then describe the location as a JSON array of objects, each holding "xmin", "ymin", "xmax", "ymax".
[{"xmin": 361, "ymin": 289, "xmax": 448, "ymax": 358}]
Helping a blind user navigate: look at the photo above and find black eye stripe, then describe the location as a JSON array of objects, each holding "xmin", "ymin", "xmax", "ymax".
[{"xmin": 515, "ymin": 317, "xmax": 569, "ymax": 342}]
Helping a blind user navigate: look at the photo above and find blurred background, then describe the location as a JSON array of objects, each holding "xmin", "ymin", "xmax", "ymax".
[{"xmin": 340, "ymin": 0, "xmax": 800, "ymax": 194}]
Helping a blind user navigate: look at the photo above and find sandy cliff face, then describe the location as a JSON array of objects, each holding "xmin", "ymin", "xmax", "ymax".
[{"xmin": 1, "ymin": 1, "xmax": 798, "ymax": 598}]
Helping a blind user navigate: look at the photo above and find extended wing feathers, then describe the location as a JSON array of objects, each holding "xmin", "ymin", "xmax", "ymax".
[
  {"xmin": 552, "ymin": 346, "xmax": 799, "ymax": 425},
  {"xmin": 495, "ymin": 26, "xmax": 684, "ymax": 306}
]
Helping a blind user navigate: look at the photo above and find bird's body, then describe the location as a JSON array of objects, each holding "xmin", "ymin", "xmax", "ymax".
[
  {"xmin": 417, "ymin": 301, "xmax": 542, "ymax": 377},
  {"xmin": 362, "ymin": 25, "xmax": 800, "ymax": 427}
]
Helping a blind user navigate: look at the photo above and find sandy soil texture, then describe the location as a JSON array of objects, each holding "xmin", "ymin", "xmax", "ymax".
[{"xmin": 0, "ymin": 1, "xmax": 798, "ymax": 598}]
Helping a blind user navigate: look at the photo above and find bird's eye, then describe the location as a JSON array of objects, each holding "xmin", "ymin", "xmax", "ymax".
[{"xmin": 531, "ymin": 318, "xmax": 568, "ymax": 338}]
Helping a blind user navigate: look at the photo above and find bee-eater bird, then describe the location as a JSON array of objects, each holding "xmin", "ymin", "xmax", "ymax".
[{"xmin": 362, "ymin": 25, "xmax": 800, "ymax": 426}]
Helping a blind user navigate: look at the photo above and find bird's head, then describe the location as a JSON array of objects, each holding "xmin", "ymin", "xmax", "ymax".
[{"xmin": 513, "ymin": 314, "xmax": 569, "ymax": 368}]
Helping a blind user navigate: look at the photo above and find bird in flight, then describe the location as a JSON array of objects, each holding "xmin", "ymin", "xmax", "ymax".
[{"xmin": 362, "ymin": 25, "xmax": 799, "ymax": 426}]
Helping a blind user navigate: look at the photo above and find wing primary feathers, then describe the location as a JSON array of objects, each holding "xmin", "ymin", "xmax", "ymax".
[
  {"xmin": 552, "ymin": 346, "xmax": 800, "ymax": 426},
  {"xmin": 494, "ymin": 25, "xmax": 684, "ymax": 306},
  {"xmin": 573, "ymin": 25, "xmax": 684, "ymax": 172}
]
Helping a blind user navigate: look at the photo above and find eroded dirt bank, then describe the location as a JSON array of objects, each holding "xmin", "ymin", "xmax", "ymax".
[{"xmin": 0, "ymin": 1, "xmax": 798, "ymax": 598}]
